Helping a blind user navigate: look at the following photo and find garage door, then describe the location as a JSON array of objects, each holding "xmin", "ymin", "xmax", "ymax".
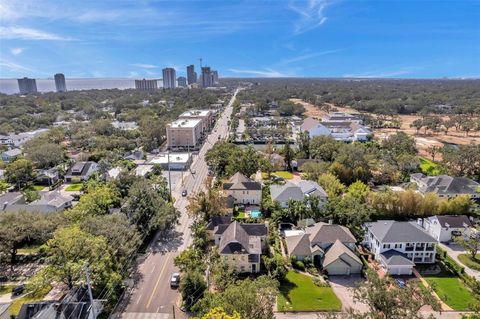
[{"xmin": 390, "ymin": 267, "xmax": 412, "ymax": 275}]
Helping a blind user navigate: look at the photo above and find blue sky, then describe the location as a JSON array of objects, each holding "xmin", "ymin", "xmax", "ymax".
[{"xmin": 0, "ymin": 0, "xmax": 479, "ymax": 78}]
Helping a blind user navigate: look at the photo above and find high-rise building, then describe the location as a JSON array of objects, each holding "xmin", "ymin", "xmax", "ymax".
[
  {"xmin": 177, "ymin": 76, "xmax": 187, "ymax": 87},
  {"xmin": 135, "ymin": 79, "xmax": 158, "ymax": 91},
  {"xmin": 54, "ymin": 73, "xmax": 67, "ymax": 92},
  {"xmin": 162, "ymin": 68, "xmax": 176, "ymax": 89},
  {"xmin": 201, "ymin": 67, "xmax": 212, "ymax": 88},
  {"xmin": 187, "ymin": 65, "xmax": 197, "ymax": 85},
  {"xmin": 17, "ymin": 77, "xmax": 37, "ymax": 94},
  {"xmin": 211, "ymin": 70, "xmax": 219, "ymax": 86}
]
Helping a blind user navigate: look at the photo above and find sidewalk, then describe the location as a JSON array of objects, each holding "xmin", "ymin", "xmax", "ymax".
[{"xmin": 440, "ymin": 243, "xmax": 480, "ymax": 280}]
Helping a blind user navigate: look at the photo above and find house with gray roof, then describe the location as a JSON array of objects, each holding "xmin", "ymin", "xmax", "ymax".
[
  {"xmin": 65, "ymin": 161, "xmax": 98, "ymax": 182},
  {"xmin": 0, "ymin": 191, "xmax": 73, "ymax": 213},
  {"xmin": 223, "ymin": 172, "xmax": 262, "ymax": 205},
  {"xmin": 420, "ymin": 215, "xmax": 472, "ymax": 243},
  {"xmin": 411, "ymin": 173, "xmax": 480, "ymax": 199},
  {"xmin": 285, "ymin": 222, "xmax": 361, "ymax": 275},
  {"xmin": 270, "ymin": 180, "xmax": 327, "ymax": 208},
  {"xmin": 1, "ymin": 148, "xmax": 22, "ymax": 162},
  {"xmin": 363, "ymin": 220, "xmax": 437, "ymax": 275},
  {"xmin": 214, "ymin": 221, "xmax": 267, "ymax": 273}
]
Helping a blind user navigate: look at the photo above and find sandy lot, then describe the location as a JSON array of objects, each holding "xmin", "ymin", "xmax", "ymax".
[{"xmin": 292, "ymin": 99, "xmax": 480, "ymax": 159}]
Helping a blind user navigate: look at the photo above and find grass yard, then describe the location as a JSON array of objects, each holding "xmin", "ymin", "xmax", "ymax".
[
  {"xmin": 277, "ymin": 270, "xmax": 341, "ymax": 312},
  {"xmin": 65, "ymin": 183, "xmax": 83, "ymax": 191},
  {"xmin": 273, "ymin": 171, "xmax": 294, "ymax": 180},
  {"xmin": 458, "ymin": 254, "xmax": 480, "ymax": 271},
  {"xmin": 25, "ymin": 185, "xmax": 45, "ymax": 191},
  {"xmin": 235, "ymin": 211, "xmax": 246, "ymax": 219},
  {"xmin": 419, "ymin": 157, "xmax": 446, "ymax": 176},
  {"xmin": 423, "ymin": 269, "xmax": 478, "ymax": 310},
  {"xmin": 9, "ymin": 285, "xmax": 51, "ymax": 317}
]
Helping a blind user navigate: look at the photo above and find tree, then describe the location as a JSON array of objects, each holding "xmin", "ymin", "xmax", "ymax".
[
  {"xmin": 282, "ymin": 141, "xmax": 294, "ymax": 172},
  {"xmin": 427, "ymin": 145, "xmax": 441, "ymax": 162},
  {"xmin": 382, "ymin": 132, "xmax": 416, "ymax": 157},
  {"xmin": 174, "ymin": 247, "xmax": 206, "ymax": 272},
  {"xmin": 318, "ymin": 173, "xmax": 346, "ymax": 197},
  {"xmin": 187, "ymin": 178, "xmax": 227, "ymax": 221},
  {"xmin": 123, "ymin": 179, "xmax": 178, "ymax": 236},
  {"xmin": 0, "ymin": 179, "xmax": 8, "ymax": 193},
  {"xmin": 24, "ymin": 142, "xmax": 65, "ymax": 169},
  {"xmin": 331, "ymin": 269, "xmax": 440, "ymax": 319},
  {"xmin": 196, "ymin": 307, "xmax": 241, "ymax": 319},
  {"xmin": 5, "ymin": 158, "xmax": 35, "ymax": 189},
  {"xmin": 410, "ymin": 119, "xmax": 423, "ymax": 135},
  {"xmin": 43, "ymin": 226, "xmax": 119, "ymax": 289},
  {"xmin": 455, "ymin": 231, "xmax": 480, "ymax": 260},
  {"xmin": 296, "ymin": 131, "xmax": 310, "ymax": 159},
  {"xmin": 194, "ymin": 276, "xmax": 278, "ymax": 319},
  {"xmin": 180, "ymin": 269, "xmax": 207, "ymax": 311},
  {"xmin": 309, "ymin": 136, "xmax": 339, "ymax": 161}
]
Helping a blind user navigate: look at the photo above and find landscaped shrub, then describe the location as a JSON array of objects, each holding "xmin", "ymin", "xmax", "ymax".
[
  {"xmin": 313, "ymin": 277, "xmax": 330, "ymax": 287},
  {"xmin": 293, "ymin": 260, "xmax": 305, "ymax": 271},
  {"xmin": 307, "ymin": 266, "xmax": 318, "ymax": 276}
]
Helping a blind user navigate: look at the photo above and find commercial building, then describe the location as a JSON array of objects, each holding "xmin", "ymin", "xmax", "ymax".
[
  {"xmin": 212, "ymin": 70, "xmax": 219, "ymax": 85},
  {"xmin": 201, "ymin": 67, "xmax": 212, "ymax": 88},
  {"xmin": 178, "ymin": 109, "xmax": 214, "ymax": 134},
  {"xmin": 54, "ymin": 73, "xmax": 67, "ymax": 92},
  {"xmin": 135, "ymin": 79, "xmax": 158, "ymax": 91},
  {"xmin": 162, "ymin": 68, "xmax": 176, "ymax": 89},
  {"xmin": 17, "ymin": 77, "xmax": 37, "ymax": 94},
  {"xmin": 177, "ymin": 76, "xmax": 187, "ymax": 87},
  {"xmin": 166, "ymin": 118, "xmax": 203, "ymax": 150},
  {"xmin": 149, "ymin": 152, "xmax": 192, "ymax": 170},
  {"xmin": 187, "ymin": 64, "xmax": 197, "ymax": 85}
]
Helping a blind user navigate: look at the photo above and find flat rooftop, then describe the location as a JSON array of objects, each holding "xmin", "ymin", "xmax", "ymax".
[
  {"xmin": 149, "ymin": 152, "xmax": 191, "ymax": 164},
  {"xmin": 169, "ymin": 118, "xmax": 202, "ymax": 128},
  {"xmin": 179, "ymin": 110, "xmax": 212, "ymax": 117}
]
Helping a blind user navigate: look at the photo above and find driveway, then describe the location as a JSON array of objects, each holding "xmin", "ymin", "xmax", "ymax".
[
  {"xmin": 328, "ymin": 275, "xmax": 368, "ymax": 312},
  {"xmin": 440, "ymin": 243, "xmax": 480, "ymax": 280}
]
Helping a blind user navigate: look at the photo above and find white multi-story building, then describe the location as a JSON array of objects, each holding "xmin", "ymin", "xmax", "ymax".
[
  {"xmin": 162, "ymin": 68, "xmax": 176, "ymax": 89},
  {"xmin": 419, "ymin": 215, "xmax": 472, "ymax": 243},
  {"xmin": 166, "ymin": 118, "xmax": 203, "ymax": 150},
  {"xmin": 178, "ymin": 109, "xmax": 214, "ymax": 134},
  {"xmin": 363, "ymin": 220, "xmax": 437, "ymax": 275}
]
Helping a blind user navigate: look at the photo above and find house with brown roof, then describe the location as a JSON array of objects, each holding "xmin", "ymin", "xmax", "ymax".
[
  {"xmin": 285, "ymin": 222, "xmax": 362, "ymax": 275},
  {"xmin": 223, "ymin": 172, "xmax": 262, "ymax": 205},
  {"xmin": 215, "ymin": 221, "xmax": 268, "ymax": 273}
]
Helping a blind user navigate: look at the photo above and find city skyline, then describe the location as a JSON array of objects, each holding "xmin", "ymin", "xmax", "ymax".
[{"xmin": 0, "ymin": 0, "xmax": 479, "ymax": 79}]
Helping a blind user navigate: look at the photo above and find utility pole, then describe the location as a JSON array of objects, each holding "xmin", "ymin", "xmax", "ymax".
[
  {"xmin": 172, "ymin": 304, "xmax": 176, "ymax": 319},
  {"xmin": 167, "ymin": 150, "xmax": 172, "ymax": 198},
  {"xmin": 83, "ymin": 264, "xmax": 97, "ymax": 319}
]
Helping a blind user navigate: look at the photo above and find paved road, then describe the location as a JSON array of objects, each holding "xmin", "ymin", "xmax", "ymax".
[
  {"xmin": 117, "ymin": 89, "xmax": 238, "ymax": 319},
  {"xmin": 440, "ymin": 243, "xmax": 480, "ymax": 280}
]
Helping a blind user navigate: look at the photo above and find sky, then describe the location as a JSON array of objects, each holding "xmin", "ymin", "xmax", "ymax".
[{"xmin": 0, "ymin": 0, "xmax": 479, "ymax": 79}]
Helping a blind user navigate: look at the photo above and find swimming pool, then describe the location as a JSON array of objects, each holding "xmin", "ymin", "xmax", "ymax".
[{"xmin": 250, "ymin": 210, "xmax": 262, "ymax": 218}]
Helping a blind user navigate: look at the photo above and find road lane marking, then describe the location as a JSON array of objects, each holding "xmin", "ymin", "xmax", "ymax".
[
  {"xmin": 151, "ymin": 264, "xmax": 157, "ymax": 274},
  {"xmin": 146, "ymin": 255, "xmax": 170, "ymax": 309},
  {"xmin": 136, "ymin": 293, "xmax": 143, "ymax": 305}
]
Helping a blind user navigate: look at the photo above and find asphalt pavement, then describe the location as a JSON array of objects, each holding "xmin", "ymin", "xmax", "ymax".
[{"xmin": 117, "ymin": 89, "xmax": 238, "ymax": 319}]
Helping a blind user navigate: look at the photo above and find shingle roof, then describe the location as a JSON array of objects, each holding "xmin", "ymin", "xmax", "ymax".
[
  {"xmin": 366, "ymin": 221, "xmax": 436, "ymax": 243},
  {"xmin": 270, "ymin": 182, "xmax": 304, "ymax": 202},
  {"xmin": 305, "ymin": 222, "xmax": 357, "ymax": 244},
  {"xmin": 219, "ymin": 221, "xmax": 250, "ymax": 254},
  {"xmin": 206, "ymin": 214, "xmax": 232, "ymax": 231},
  {"xmin": 301, "ymin": 117, "xmax": 321, "ymax": 131},
  {"xmin": 223, "ymin": 172, "xmax": 261, "ymax": 191},
  {"xmin": 380, "ymin": 249, "xmax": 415, "ymax": 266},
  {"xmin": 431, "ymin": 215, "xmax": 472, "ymax": 228},
  {"xmin": 416, "ymin": 174, "xmax": 479, "ymax": 196},
  {"xmin": 296, "ymin": 180, "xmax": 328, "ymax": 198},
  {"xmin": 323, "ymin": 239, "xmax": 362, "ymax": 268},
  {"xmin": 285, "ymin": 234, "xmax": 313, "ymax": 256}
]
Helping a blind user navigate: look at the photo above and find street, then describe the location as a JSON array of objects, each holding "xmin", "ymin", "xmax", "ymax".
[{"xmin": 117, "ymin": 89, "xmax": 238, "ymax": 319}]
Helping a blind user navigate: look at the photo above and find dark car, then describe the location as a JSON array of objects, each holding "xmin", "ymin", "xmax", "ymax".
[
  {"xmin": 170, "ymin": 273, "xmax": 180, "ymax": 288},
  {"xmin": 182, "ymin": 190, "xmax": 187, "ymax": 197},
  {"xmin": 12, "ymin": 284, "xmax": 25, "ymax": 296}
]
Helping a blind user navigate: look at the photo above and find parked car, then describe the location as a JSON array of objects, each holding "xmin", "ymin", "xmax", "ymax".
[
  {"xmin": 12, "ymin": 284, "xmax": 25, "ymax": 296},
  {"xmin": 170, "ymin": 273, "xmax": 180, "ymax": 288},
  {"xmin": 182, "ymin": 190, "xmax": 187, "ymax": 197}
]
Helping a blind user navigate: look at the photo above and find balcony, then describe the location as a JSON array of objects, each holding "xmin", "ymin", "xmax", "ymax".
[
  {"xmin": 425, "ymin": 245, "xmax": 435, "ymax": 251},
  {"xmin": 405, "ymin": 246, "xmax": 414, "ymax": 251}
]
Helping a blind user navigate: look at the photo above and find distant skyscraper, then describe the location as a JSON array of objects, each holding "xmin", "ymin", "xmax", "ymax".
[
  {"xmin": 162, "ymin": 68, "xmax": 176, "ymax": 89},
  {"xmin": 54, "ymin": 73, "xmax": 67, "ymax": 92},
  {"xmin": 135, "ymin": 79, "xmax": 158, "ymax": 91},
  {"xmin": 177, "ymin": 76, "xmax": 187, "ymax": 87},
  {"xmin": 211, "ymin": 70, "xmax": 219, "ymax": 86},
  {"xmin": 17, "ymin": 77, "xmax": 37, "ymax": 94},
  {"xmin": 201, "ymin": 67, "xmax": 212, "ymax": 88},
  {"xmin": 187, "ymin": 65, "xmax": 197, "ymax": 85}
]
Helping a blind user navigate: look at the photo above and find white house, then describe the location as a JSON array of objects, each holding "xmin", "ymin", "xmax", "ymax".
[
  {"xmin": 222, "ymin": 172, "xmax": 262, "ymax": 205},
  {"xmin": 363, "ymin": 220, "xmax": 437, "ymax": 275},
  {"xmin": 420, "ymin": 215, "xmax": 472, "ymax": 243},
  {"xmin": 300, "ymin": 117, "xmax": 331, "ymax": 138}
]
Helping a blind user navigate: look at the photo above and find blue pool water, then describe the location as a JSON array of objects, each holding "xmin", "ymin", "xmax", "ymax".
[{"xmin": 250, "ymin": 210, "xmax": 262, "ymax": 218}]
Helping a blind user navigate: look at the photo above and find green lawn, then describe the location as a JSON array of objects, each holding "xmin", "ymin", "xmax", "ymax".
[
  {"xmin": 9, "ymin": 285, "xmax": 51, "ymax": 317},
  {"xmin": 273, "ymin": 171, "xmax": 294, "ymax": 180},
  {"xmin": 0, "ymin": 284, "xmax": 15, "ymax": 296},
  {"xmin": 423, "ymin": 269, "xmax": 478, "ymax": 310},
  {"xmin": 65, "ymin": 183, "xmax": 83, "ymax": 191},
  {"xmin": 24, "ymin": 185, "xmax": 45, "ymax": 191},
  {"xmin": 458, "ymin": 254, "xmax": 480, "ymax": 271},
  {"xmin": 277, "ymin": 270, "xmax": 341, "ymax": 312},
  {"xmin": 17, "ymin": 244, "xmax": 42, "ymax": 255},
  {"xmin": 236, "ymin": 212, "xmax": 246, "ymax": 218},
  {"xmin": 419, "ymin": 157, "xmax": 446, "ymax": 176}
]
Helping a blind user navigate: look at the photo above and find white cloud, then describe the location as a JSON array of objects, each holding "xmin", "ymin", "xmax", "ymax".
[
  {"xmin": 229, "ymin": 68, "xmax": 294, "ymax": 77},
  {"xmin": 0, "ymin": 26, "xmax": 72, "ymax": 41},
  {"xmin": 288, "ymin": 0, "xmax": 331, "ymax": 35},
  {"xmin": 10, "ymin": 47, "xmax": 25, "ymax": 55},
  {"xmin": 132, "ymin": 63, "xmax": 160, "ymax": 69},
  {"xmin": 281, "ymin": 49, "xmax": 343, "ymax": 64},
  {"xmin": 0, "ymin": 59, "xmax": 35, "ymax": 72}
]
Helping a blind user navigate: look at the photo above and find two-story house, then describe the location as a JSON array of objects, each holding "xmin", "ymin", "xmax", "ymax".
[
  {"xmin": 222, "ymin": 172, "xmax": 262, "ymax": 205},
  {"xmin": 65, "ymin": 161, "xmax": 98, "ymax": 182},
  {"xmin": 285, "ymin": 222, "xmax": 362, "ymax": 275},
  {"xmin": 419, "ymin": 215, "xmax": 472, "ymax": 243},
  {"xmin": 270, "ymin": 181, "xmax": 327, "ymax": 208},
  {"xmin": 410, "ymin": 173, "xmax": 480, "ymax": 199},
  {"xmin": 215, "ymin": 221, "xmax": 268, "ymax": 273},
  {"xmin": 363, "ymin": 220, "xmax": 437, "ymax": 275}
]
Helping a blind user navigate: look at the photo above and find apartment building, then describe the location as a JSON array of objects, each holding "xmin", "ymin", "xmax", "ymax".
[
  {"xmin": 166, "ymin": 118, "xmax": 203, "ymax": 150},
  {"xmin": 178, "ymin": 109, "xmax": 214, "ymax": 134}
]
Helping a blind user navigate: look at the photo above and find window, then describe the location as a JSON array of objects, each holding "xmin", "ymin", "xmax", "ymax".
[
  {"xmin": 383, "ymin": 244, "xmax": 390, "ymax": 249},
  {"xmin": 395, "ymin": 243, "xmax": 402, "ymax": 249}
]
